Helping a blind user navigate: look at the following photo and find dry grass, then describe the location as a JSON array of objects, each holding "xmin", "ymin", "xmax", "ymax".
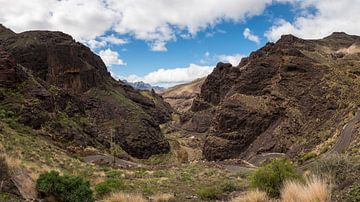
[
  {"xmin": 281, "ymin": 176, "xmax": 331, "ymax": 202},
  {"xmin": 101, "ymin": 192, "xmax": 146, "ymax": 202},
  {"xmin": 0, "ymin": 154, "xmax": 20, "ymax": 173},
  {"xmin": 232, "ymin": 190, "xmax": 270, "ymax": 202},
  {"xmin": 149, "ymin": 193, "xmax": 174, "ymax": 202},
  {"xmin": 176, "ymin": 149, "xmax": 189, "ymax": 164}
]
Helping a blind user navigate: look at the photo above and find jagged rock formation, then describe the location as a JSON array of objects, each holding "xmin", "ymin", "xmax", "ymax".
[
  {"xmin": 188, "ymin": 32, "xmax": 360, "ymax": 160},
  {"xmin": 0, "ymin": 25, "xmax": 172, "ymax": 158},
  {"xmin": 160, "ymin": 77, "xmax": 206, "ymax": 112}
]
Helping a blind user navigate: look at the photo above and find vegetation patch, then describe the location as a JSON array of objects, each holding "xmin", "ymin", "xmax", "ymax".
[
  {"xmin": 36, "ymin": 170, "xmax": 94, "ymax": 202},
  {"xmin": 95, "ymin": 179, "xmax": 127, "ymax": 198},
  {"xmin": 249, "ymin": 158, "xmax": 302, "ymax": 197}
]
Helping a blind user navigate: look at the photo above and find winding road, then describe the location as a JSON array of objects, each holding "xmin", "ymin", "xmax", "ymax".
[
  {"xmin": 330, "ymin": 108, "xmax": 360, "ymax": 154},
  {"xmin": 83, "ymin": 155, "xmax": 142, "ymax": 168}
]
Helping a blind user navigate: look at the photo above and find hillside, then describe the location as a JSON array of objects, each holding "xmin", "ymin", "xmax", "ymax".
[
  {"xmin": 161, "ymin": 77, "xmax": 206, "ymax": 112},
  {"xmin": 183, "ymin": 32, "xmax": 360, "ymax": 161},
  {"xmin": 0, "ymin": 24, "xmax": 172, "ymax": 159}
]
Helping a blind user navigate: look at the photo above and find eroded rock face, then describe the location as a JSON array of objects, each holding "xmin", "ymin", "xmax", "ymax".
[
  {"xmin": 0, "ymin": 50, "xmax": 26, "ymax": 88},
  {"xmin": 0, "ymin": 25, "xmax": 171, "ymax": 159},
  {"xmin": 0, "ymin": 30, "xmax": 109, "ymax": 93},
  {"xmin": 190, "ymin": 33, "xmax": 360, "ymax": 161}
]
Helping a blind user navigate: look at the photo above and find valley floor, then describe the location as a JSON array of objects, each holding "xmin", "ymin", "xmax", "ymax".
[{"xmin": 1, "ymin": 111, "xmax": 360, "ymax": 202}]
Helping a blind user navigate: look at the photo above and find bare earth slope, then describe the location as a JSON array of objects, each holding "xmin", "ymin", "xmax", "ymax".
[
  {"xmin": 186, "ymin": 32, "xmax": 360, "ymax": 161},
  {"xmin": 161, "ymin": 77, "xmax": 206, "ymax": 112}
]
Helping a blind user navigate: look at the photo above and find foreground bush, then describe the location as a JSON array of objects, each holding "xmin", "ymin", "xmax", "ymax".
[
  {"xmin": 36, "ymin": 170, "xmax": 94, "ymax": 202},
  {"xmin": 281, "ymin": 176, "xmax": 331, "ymax": 202},
  {"xmin": 249, "ymin": 158, "xmax": 301, "ymax": 197},
  {"xmin": 95, "ymin": 179, "xmax": 126, "ymax": 197},
  {"xmin": 311, "ymin": 154, "xmax": 357, "ymax": 185}
]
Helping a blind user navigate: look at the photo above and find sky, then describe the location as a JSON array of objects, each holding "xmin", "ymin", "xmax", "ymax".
[{"xmin": 1, "ymin": 0, "xmax": 360, "ymax": 87}]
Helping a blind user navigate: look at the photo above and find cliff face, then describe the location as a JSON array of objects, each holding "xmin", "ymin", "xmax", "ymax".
[
  {"xmin": 0, "ymin": 25, "xmax": 172, "ymax": 158},
  {"xmin": 190, "ymin": 33, "xmax": 360, "ymax": 160}
]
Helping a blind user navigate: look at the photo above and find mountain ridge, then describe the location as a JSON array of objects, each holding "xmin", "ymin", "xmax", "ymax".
[{"xmin": 0, "ymin": 25, "xmax": 172, "ymax": 159}]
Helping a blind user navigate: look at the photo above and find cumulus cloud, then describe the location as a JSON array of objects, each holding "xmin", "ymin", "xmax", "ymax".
[
  {"xmin": 243, "ymin": 28, "xmax": 260, "ymax": 44},
  {"xmin": 217, "ymin": 54, "xmax": 245, "ymax": 66},
  {"xmin": 100, "ymin": 34, "xmax": 128, "ymax": 45},
  {"xmin": 265, "ymin": 0, "xmax": 360, "ymax": 41},
  {"xmin": 124, "ymin": 64, "xmax": 214, "ymax": 87},
  {"xmin": 98, "ymin": 49, "xmax": 126, "ymax": 66},
  {"xmin": 0, "ymin": 0, "xmax": 117, "ymax": 42},
  {"xmin": 0, "ymin": 0, "xmax": 272, "ymax": 51}
]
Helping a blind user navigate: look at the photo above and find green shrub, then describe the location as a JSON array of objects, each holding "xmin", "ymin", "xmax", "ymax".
[
  {"xmin": 105, "ymin": 170, "xmax": 123, "ymax": 179},
  {"xmin": 221, "ymin": 181, "xmax": 237, "ymax": 192},
  {"xmin": 311, "ymin": 154, "xmax": 358, "ymax": 185},
  {"xmin": 348, "ymin": 184, "xmax": 360, "ymax": 202},
  {"xmin": 196, "ymin": 181, "xmax": 237, "ymax": 200},
  {"xmin": 249, "ymin": 158, "xmax": 302, "ymax": 197},
  {"xmin": 36, "ymin": 170, "xmax": 94, "ymax": 202},
  {"xmin": 95, "ymin": 179, "xmax": 126, "ymax": 197},
  {"xmin": 301, "ymin": 151, "xmax": 317, "ymax": 161},
  {"xmin": 197, "ymin": 186, "xmax": 222, "ymax": 200}
]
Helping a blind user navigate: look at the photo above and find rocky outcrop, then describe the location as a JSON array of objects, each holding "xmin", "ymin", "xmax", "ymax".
[
  {"xmin": 189, "ymin": 33, "xmax": 360, "ymax": 161},
  {"xmin": 0, "ymin": 25, "xmax": 172, "ymax": 159}
]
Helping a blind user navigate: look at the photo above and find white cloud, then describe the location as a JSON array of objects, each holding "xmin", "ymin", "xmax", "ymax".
[
  {"xmin": 0, "ymin": 0, "xmax": 272, "ymax": 51},
  {"xmin": 265, "ymin": 0, "xmax": 360, "ymax": 41},
  {"xmin": 124, "ymin": 64, "xmax": 214, "ymax": 87},
  {"xmin": 98, "ymin": 49, "xmax": 126, "ymax": 66},
  {"xmin": 0, "ymin": 0, "xmax": 117, "ymax": 42},
  {"xmin": 243, "ymin": 28, "xmax": 260, "ymax": 44},
  {"xmin": 100, "ymin": 34, "xmax": 128, "ymax": 45},
  {"xmin": 217, "ymin": 54, "xmax": 245, "ymax": 66}
]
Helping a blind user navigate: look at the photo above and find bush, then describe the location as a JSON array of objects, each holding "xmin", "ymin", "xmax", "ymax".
[
  {"xmin": 95, "ymin": 179, "xmax": 126, "ymax": 197},
  {"xmin": 197, "ymin": 181, "xmax": 237, "ymax": 200},
  {"xmin": 197, "ymin": 186, "xmax": 222, "ymax": 200},
  {"xmin": 347, "ymin": 184, "xmax": 360, "ymax": 202},
  {"xmin": 301, "ymin": 151, "xmax": 317, "ymax": 161},
  {"xmin": 36, "ymin": 170, "xmax": 94, "ymax": 202},
  {"xmin": 310, "ymin": 154, "xmax": 357, "ymax": 185},
  {"xmin": 249, "ymin": 158, "xmax": 302, "ymax": 197}
]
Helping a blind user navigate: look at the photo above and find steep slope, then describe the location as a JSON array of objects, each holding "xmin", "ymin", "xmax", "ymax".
[
  {"xmin": 161, "ymin": 77, "xmax": 206, "ymax": 112},
  {"xmin": 0, "ymin": 25, "xmax": 172, "ymax": 158},
  {"xmin": 188, "ymin": 32, "xmax": 360, "ymax": 161}
]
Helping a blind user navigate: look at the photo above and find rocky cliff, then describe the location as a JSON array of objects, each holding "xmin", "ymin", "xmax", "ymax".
[
  {"xmin": 0, "ymin": 25, "xmax": 172, "ymax": 158},
  {"xmin": 189, "ymin": 32, "xmax": 360, "ymax": 161}
]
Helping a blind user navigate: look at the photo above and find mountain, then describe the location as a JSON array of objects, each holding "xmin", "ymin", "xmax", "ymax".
[
  {"xmin": 0, "ymin": 24, "xmax": 173, "ymax": 158},
  {"xmin": 160, "ymin": 77, "xmax": 206, "ymax": 112},
  {"xmin": 184, "ymin": 32, "xmax": 360, "ymax": 161},
  {"xmin": 123, "ymin": 80, "xmax": 165, "ymax": 92}
]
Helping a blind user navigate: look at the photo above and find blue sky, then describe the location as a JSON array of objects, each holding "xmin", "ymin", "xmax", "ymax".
[
  {"xmin": 1, "ymin": 0, "xmax": 359, "ymax": 87},
  {"xmin": 107, "ymin": 3, "xmax": 295, "ymax": 76}
]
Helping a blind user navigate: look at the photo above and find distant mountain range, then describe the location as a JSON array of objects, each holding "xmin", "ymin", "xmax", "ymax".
[{"xmin": 123, "ymin": 80, "xmax": 165, "ymax": 92}]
